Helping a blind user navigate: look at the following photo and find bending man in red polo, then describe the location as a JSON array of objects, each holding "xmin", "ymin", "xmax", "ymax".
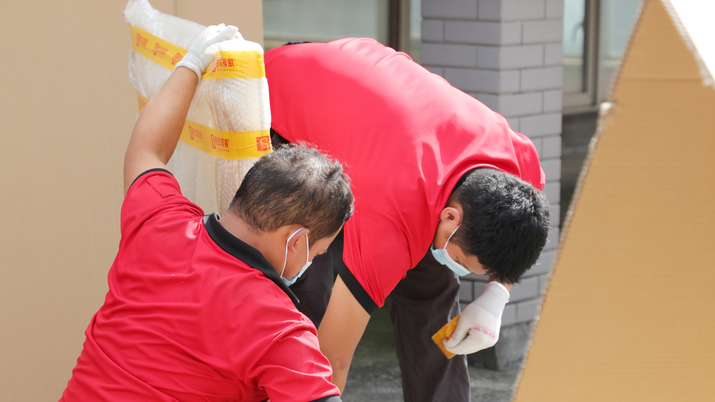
[{"xmin": 266, "ymin": 38, "xmax": 551, "ymax": 402}]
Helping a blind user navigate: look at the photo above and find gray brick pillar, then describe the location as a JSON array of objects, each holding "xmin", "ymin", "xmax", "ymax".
[{"xmin": 421, "ymin": 0, "xmax": 563, "ymax": 370}]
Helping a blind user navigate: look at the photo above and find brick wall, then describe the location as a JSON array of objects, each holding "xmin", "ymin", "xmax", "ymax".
[{"xmin": 420, "ymin": 0, "xmax": 563, "ymax": 328}]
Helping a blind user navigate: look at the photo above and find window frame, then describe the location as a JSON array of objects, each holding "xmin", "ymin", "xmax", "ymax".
[
  {"xmin": 389, "ymin": 0, "xmax": 411, "ymax": 53},
  {"xmin": 563, "ymin": 0, "xmax": 601, "ymax": 114}
]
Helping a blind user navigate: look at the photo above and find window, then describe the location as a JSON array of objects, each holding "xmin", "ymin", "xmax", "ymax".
[
  {"xmin": 562, "ymin": 0, "xmax": 642, "ymax": 112},
  {"xmin": 263, "ymin": 0, "xmax": 421, "ymax": 61},
  {"xmin": 563, "ymin": 0, "xmax": 598, "ymax": 111}
]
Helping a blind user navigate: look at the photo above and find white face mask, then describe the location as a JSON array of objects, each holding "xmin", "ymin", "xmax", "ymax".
[
  {"xmin": 430, "ymin": 224, "xmax": 471, "ymax": 276},
  {"xmin": 280, "ymin": 228, "xmax": 312, "ymax": 287}
]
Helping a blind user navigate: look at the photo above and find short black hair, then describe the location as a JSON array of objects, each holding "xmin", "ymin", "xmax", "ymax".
[
  {"xmin": 450, "ymin": 168, "xmax": 550, "ymax": 284},
  {"xmin": 229, "ymin": 143, "xmax": 354, "ymax": 241}
]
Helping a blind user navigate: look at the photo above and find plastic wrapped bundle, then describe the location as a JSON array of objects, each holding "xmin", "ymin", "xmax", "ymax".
[{"xmin": 124, "ymin": 0, "xmax": 271, "ymax": 214}]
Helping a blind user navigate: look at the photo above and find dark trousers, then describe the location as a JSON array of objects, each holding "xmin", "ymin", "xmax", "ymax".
[{"xmin": 291, "ymin": 249, "xmax": 470, "ymax": 402}]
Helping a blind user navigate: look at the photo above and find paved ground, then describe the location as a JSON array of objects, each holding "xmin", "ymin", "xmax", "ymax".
[{"xmin": 343, "ymin": 307, "xmax": 520, "ymax": 402}]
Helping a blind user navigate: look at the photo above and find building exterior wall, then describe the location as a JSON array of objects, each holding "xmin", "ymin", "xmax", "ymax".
[
  {"xmin": 420, "ymin": 0, "xmax": 563, "ymax": 367},
  {"xmin": 0, "ymin": 1, "xmax": 262, "ymax": 401}
]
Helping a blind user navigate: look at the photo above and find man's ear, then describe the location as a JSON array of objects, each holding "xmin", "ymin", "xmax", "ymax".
[
  {"xmin": 435, "ymin": 207, "xmax": 461, "ymax": 247},
  {"xmin": 439, "ymin": 206, "xmax": 461, "ymax": 227},
  {"xmin": 287, "ymin": 227, "xmax": 310, "ymax": 253}
]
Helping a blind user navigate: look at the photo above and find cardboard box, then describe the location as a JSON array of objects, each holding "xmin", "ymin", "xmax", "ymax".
[{"xmin": 514, "ymin": 0, "xmax": 715, "ymax": 400}]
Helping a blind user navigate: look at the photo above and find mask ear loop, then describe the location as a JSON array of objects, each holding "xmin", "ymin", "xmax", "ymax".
[
  {"xmin": 305, "ymin": 234, "xmax": 310, "ymax": 264},
  {"xmin": 443, "ymin": 224, "xmax": 460, "ymax": 249},
  {"xmin": 280, "ymin": 228, "xmax": 304, "ymax": 278}
]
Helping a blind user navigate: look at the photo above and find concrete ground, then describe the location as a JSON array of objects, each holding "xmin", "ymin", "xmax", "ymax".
[{"xmin": 342, "ymin": 306, "xmax": 520, "ymax": 402}]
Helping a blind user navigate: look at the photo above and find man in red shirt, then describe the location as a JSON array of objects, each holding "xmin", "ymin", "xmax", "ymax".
[
  {"xmin": 265, "ymin": 39, "xmax": 551, "ymax": 402},
  {"xmin": 61, "ymin": 25, "xmax": 352, "ymax": 402}
]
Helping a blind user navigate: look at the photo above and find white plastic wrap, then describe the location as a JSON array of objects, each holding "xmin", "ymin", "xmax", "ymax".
[{"xmin": 124, "ymin": 0, "xmax": 271, "ymax": 214}]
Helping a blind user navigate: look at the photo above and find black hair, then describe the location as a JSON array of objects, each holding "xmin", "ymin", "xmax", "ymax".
[
  {"xmin": 229, "ymin": 143, "xmax": 354, "ymax": 241},
  {"xmin": 450, "ymin": 168, "xmax": 550, "ymax": 284}
]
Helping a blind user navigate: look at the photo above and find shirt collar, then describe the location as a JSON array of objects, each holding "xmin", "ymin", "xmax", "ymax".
[{"xmin": 202, "ymin": 213, "xmax": 300, "ymax": 305}]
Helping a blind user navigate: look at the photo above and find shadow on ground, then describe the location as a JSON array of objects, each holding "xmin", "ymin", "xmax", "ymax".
[{"xmin": 343, "ymin": 307, "xmax": 520, "ymax": 402}]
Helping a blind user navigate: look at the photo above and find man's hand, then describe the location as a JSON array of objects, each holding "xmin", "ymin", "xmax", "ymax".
[
  {"xmin": 176, "ymin": 24, "xmax": 239, "ymax": 79},
  {"xmin": 444, "ymin": 281, "xmax": 510, "ymax": 355}
]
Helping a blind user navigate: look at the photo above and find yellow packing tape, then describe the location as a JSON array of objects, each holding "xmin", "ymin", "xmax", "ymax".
[
  {"xmin": 180, "ymin": 120, "xmax": 272, "ymax": 160},
  {"xmin": 203, "ymin": 50, "xmax": 266, "ymax": 80},
  {"xmin": 137, "ymin": 93, "xmax": 149, "ymax": 114},
  {"xmin": 130, "ymin": 26, "xmax": 265, "ymax": 79},
  {"xmin": 130, "ymin": 26, "xmax": 187, "ymax": 70},
  {"xmin": 137, "ymin": 91, "xmax": 271, "ymax": 159}
]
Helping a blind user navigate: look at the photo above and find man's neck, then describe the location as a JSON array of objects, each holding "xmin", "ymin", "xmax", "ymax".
[{"xmin": 218, "ymin": 211, "xmax": 283, "ymax": 275}]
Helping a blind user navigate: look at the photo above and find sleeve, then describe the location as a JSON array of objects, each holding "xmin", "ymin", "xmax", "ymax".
[
  {"xmin": 340, "ymin": 213, "xmax": 413, "ymax": 313},
  {"xmin": 250, "ymin": 326, "xmax": 341, "ymax": 402},
  {"xmin": 120, "ymin": 169, "xmax": 203, "ymax": 238},
  {"xmin": 512, "ymin": 131, "xmax": 546, "ymax": 191}
]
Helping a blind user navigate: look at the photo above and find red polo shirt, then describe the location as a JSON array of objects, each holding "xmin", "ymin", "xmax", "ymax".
[
  {"xmin": 265, "ymin": 38, "xmax": 544, "ymax": 313},
  {"xmin": 61, "ymin": 169, "xmax": 340, "ymax": 402}
]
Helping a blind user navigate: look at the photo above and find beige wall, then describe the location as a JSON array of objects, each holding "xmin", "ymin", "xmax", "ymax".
[{"xmin": 0, "ymin": 1, "xmax": 262, "ymax": 400}]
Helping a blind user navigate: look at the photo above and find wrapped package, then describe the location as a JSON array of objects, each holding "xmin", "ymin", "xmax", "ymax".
[{"xmin": 124, "ymin": 0, "xmax": 272, "ymax": 214}]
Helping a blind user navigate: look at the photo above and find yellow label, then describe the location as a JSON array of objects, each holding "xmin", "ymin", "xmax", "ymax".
[
  {"xmin": 130, "ymin": 26, "xmax": 187, "ymax": 70},
  {"xmin": 180, "ymin": 120, "xmax": 272, "ymax": 160},
  {"xmin": 130, "ymin": 27, "xmax": 265, "ymax": 79},
  {"xmin": 431, "ymin": 314, "xmax": 460, "ymax": 359},
  {"xmin": 202, "ymin": 50, "xmax": 266, "ymax": 80},
  {"xmin": 137, "ymin": 93, "xmax": 149, "ymax": 114}
]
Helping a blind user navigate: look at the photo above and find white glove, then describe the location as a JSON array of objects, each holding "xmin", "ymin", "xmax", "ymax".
[
  {"xmin": 444, "ymin": 282, "xmax": 510, "ymax": 355},
  {"xmin": 175, "ymin": 24, "xmax": 239, "ymax": 80}
]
